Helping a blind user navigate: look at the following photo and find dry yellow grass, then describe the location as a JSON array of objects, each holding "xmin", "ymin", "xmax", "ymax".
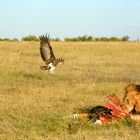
[{"xmin": 0, "ymin": 41, "xmax": 140, "ymax": 139}]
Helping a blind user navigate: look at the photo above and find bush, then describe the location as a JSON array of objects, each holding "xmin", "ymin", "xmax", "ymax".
[
  {"xmin": 121, "ymin": 36, "xmax": 129, "ymax": 41},
  {"xmin": 99, "ymin": 37, "xmax": 109, "ymax": 41},
  {"xmin": 0, "ymin": 38, "xmax": 19, "ymax": 41},
  {"xmin": 65, "ymin": 35, "xmax": 93, "ymax": 42},
  {"xmin": 22, "ymin": 35, "xmax": 39, "ymax": 41},
  {"xmin": 51, "ymin": 37, "xmax": 61, "ymax": 42},
  {"xmin": 64, "ymin": 37, "xmax": 78, "ymax": 42},
  {"xmin": 109, "ymin": 37, "xmax": 121, "ymax": 41}
]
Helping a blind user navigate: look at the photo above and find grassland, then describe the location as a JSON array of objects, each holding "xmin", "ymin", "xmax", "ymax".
[{"xmin": 0, "ymin": 41, "xmax": 140, "ymax": 140}]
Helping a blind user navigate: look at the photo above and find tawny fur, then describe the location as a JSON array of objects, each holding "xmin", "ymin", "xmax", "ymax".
[{"xmin": 122, "ymin": 84, "xmax": 140, "ymax": 114}]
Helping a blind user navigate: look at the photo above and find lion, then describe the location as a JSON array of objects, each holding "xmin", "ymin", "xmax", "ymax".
[{"xmin": 122, "ymin": 84, "xmax": 140, "ymax": 121}]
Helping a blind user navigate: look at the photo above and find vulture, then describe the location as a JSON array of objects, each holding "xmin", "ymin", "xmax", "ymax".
[{"xmin": 39, "ymin": 34, "xmax": 64, "ymax": 74}]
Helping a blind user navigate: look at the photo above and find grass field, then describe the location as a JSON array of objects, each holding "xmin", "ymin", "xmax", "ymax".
[{"xmin": 0, "ymin": 41, "xmax": 140, "ymax": 140}]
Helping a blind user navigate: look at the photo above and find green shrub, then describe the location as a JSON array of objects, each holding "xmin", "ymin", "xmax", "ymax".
[{"xmin": 22, "ymin": 35, "xmax": 39, "ymax": 41}]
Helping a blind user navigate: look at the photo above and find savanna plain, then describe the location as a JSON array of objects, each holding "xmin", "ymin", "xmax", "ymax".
[{"xmin": 0, "ymin": 41, "xmax": 140, "ymax": 140}]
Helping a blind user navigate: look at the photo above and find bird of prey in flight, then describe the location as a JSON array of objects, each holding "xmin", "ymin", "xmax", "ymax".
[{"xmin": 39, "ymin": 34, "xmax": 64, "ymax": 74}]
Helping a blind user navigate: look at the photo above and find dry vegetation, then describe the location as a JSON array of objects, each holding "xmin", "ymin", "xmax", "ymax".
[{"xmin": 0, "ymin": 41, "xmax": 140, "ymax": 140}]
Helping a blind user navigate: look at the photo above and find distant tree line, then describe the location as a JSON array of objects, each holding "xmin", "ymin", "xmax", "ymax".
[
  {"xmin": 0, "ymin": 38, "xmax": 18, "ymax": 41},
  {"xmin": 0, "ymin": 35, "xmax": 61, "ymax": 42},
  {"xmin": 65, "ymin": 35, "xmax": 130, "ymax": 42},
  {"xmin": 0, "ymin": 35, "xmax": 137, "ymax": 42}
]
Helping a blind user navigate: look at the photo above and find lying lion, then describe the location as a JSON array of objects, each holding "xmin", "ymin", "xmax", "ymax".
[{"xmin": 122, "ymin": 84, "xmax": 140, "ymax": 121}]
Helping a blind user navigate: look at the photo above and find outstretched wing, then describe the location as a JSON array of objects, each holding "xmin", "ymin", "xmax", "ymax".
[{"xmin": 39, "ymin": 34, "xmax": 55, "ymax": 62}]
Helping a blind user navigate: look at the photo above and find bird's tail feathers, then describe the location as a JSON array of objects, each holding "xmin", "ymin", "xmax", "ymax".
[{"xmin": 57, "ymin": 58, "xmax": 64, "ymax": 64}]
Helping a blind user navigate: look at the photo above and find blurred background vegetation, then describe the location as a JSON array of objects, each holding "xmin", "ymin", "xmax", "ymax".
[{"xmin": 0, "ymin": 35, "xmax": 132, "ymax": 42}]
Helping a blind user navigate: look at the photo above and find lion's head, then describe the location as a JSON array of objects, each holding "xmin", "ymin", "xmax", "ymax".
[{"xmin": 122, "ymin": 84, "xmax": 140, "ymax": 114}]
